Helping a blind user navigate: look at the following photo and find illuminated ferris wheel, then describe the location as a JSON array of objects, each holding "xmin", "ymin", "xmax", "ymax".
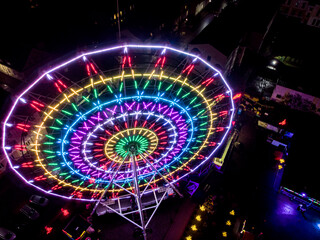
[{"xmin": 2, "ymin": 44, "xmax": 234, "ymax": 238}]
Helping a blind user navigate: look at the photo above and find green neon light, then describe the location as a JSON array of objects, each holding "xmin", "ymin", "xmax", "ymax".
[
  {"xmin": 182, "ymin": 92, "xmax": 190, "ymax": 98},
  {"xmin": 197, "ymin": 109, "xmax": 205, "ymax": 115},
  {"xmin": 45, "ymin": 135, "xmax": 55, "ymax": 140},
  {"xmin": 94, "ymin": 88, "xmax": 98, "ymax": 98},
  {"xmin": 56, "ymin": 119, "xmax": 63, "ymax": 125},
  {"xmin": 48, "ymin": 163, "xmax": 58, "ymax": 166},
  {"xmin": 143, "ymin": 81, "xmax": 150, "ymax": 89},
  {"xmin": 190, "ymin": 97, "xmax": 197, "ymax": 104},
  {"xmin": 119, "ymin": 82, "xmax": 123, "ymax": 92},
  {"xmin": 71, "ymin": 103, "xmax": 78, "ymax": 112},
  {"xmin": 176, "ymin": 88, "xmax": 182, "ymax": 96},
  {"xmin": 107, "ymin": 85, "xmax": 113, "ymax": 93},
  {"xmin": 193, "ymin": 103, "xmax": 202, "ymax": 108},
  {"xmin": 52, "ymin": 167, "xmax": 61, "ymax": 171},
  {"xmin": 165, "ymin": 84, "xmax": 173, "ymax": 91},
  {"xmin": 43, "ymin": 142, "xmax": 54, "ymax": 145},
  {"xmin": 50, "ymin": 126, "xmax": 60, "ymax": 130},
  {"xmin": 82, "ymin": 96, "xmax": 90, "ymax": 102},
  {"xmin": 43, "ymin": 150, "xmax": 55, "ymax": 154},
  {"xmin": 61, "ymin": 109, "xmax": 73, "ymax": 116}
]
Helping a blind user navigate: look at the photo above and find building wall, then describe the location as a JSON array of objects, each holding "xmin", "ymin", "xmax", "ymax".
[
  {"xmin": 281, "ymin": 0, "xmax": 320, "ymax": 28},
  {"xmin": 271, "ymin": 85, "xmax": 320, "ymax": 115},
  {"xmin": 187, "ymin": 43, "xmax": 227, "ymax": 70}
]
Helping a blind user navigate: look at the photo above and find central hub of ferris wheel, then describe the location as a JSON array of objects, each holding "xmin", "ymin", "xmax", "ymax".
[{"xmin": 2, "ymin": 44, "xmax": 234, "ymax": 239}]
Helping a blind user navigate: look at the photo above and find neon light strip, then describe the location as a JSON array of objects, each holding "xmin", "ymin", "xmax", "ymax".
[{"xmin": 2, "ymin": 44, "xmax": 234, "ymax": 201}]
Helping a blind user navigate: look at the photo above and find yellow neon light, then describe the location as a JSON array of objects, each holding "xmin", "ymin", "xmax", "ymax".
[{"xmin": 34, "ymin": 71, "xmax": 219, "ymax": 193}]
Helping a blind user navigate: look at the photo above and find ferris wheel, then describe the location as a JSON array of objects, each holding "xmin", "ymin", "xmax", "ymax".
[{"xmin": 2, "ymin": 44, "xmax": 234, "ymax": 238}]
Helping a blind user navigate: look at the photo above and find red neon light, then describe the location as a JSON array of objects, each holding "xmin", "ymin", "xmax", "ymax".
[
  {"xmin": 125, "ymin": 122, "xmax": 128, "ymax": 129},
  {"xmin": 45, "ymin": 226, "xmax": 53, "ymax": 235},
  {"xmin": 154, "ymin": 126, "xmax": 161, "ymax": 132},
  {"xmin": 279, "ymin": 119, "xmax": 287, "ymax": 126},
  {"xmin": 149, "ymin": 123, "xmax": 155, "ymax": 129},
  {"xmin": 89, "ymin": 178, "xmax": 95, "ymax": 184},
  {"xmin": 53, "ymin": 80, "xmax": 67, "ymax": 93},
  {"xmin": 54, "ymin": 82, "xmax": 62, "ymax": 93},
  {"xmin": 201, "ymin": 78, "xmax": 214, "ymax": 87},
  {"xmin": 30, "ymin": 100, "xmax": 45, "ymax": 112},
  {"xmin": 122, "ymin": 56, "xmax": 126, "ymax": 68},
  {"xmin": 71, "ymin": 191, "xmax": 83, "ymax": 199},
  {"xmin": 34, "ymin": 175, "xmax": 47, "ymax": 181},
  {"xmin": 32, "ymin": 100, "xmax": 45, "ymax": 107},
  {"xmin": 51, "ymin": 185, "xmax": 62, "ymax": 191},
  {"xmin": 14, "ymin": 144, "xmax": 27, "ymax": 151},
  {"xmin": 161, "ymin": 57, "xmax": 166, "ymax": 68},
  {"xmin": 232, "ymin": 93, "xmax": 242, "ymax": 100},
  {"xmin": 105, "ymin": 130, "xmax": 112, "ymax": 136},
  {"xmin": 93, "ymin": 149, "xmax": 103, "ymax": 152},
  {"xmin": 219, "ymin": 110, "xmax": 228, "ymax": 117},
  {"xmin": 128, "ymin": 56, "xmax": 132, "ymax": 67},
  {"xmin": 155, "ymin": 58, "xmax": 162, "ymax": 68},
  {"xmin": 122, "ymin": 56, "xmax": 132, "ymax": 68},
  {"xmin": 182, "ymin": 64, "xmax": 195, "ymax": 75},
  {"xmin": 100, "ymin": 137, "xmax": 107, "ymax": 141},
  {"xmin": 30, "ymin": 104, "xmax": 41, "ymax": 112},
  {"xmin": 216, "ymin": 127, "xmax": 224, "ymax": 132},
  {"xmin": 134, "ymin": 120, "xmax": 137, "ymax": 128},
  {"xmin": 214, "ymin": 94, "xmax": 225, "ymax": 99},
  {"xmin": 155, "ymin": 56, "xmax": 166, "ymax": 68},
  {"xmin": 142, "ymin": 120, "xmax": 147, "ymax": 128},
  {"xmin": 16, "ymin": 123, "xmax": 31, "ymax": 132},
  {"xmin": 86, "ymin": 64, "xmax": 91, "ymax": 76},
  {"xmin": 90, "ymin": 63, "xmax": 98, "ymax": 74},
  {"xmin": 21, "ymin": 162, "xmax": 33, "ymax": 168},
  {"xmin": 57, "ymin": 80, "xmax": 67, "ymax": 89},
  {"xmin": 61, "ymin": 208, "xmax": 70, "ymax": 216},
  {"xmin": 114, "ymin": 125, "xmax": 120, "ymax": 132}
]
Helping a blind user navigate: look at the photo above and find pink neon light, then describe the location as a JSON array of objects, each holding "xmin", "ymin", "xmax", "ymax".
[{"xmin": 2, "ymin": 44, "xmax": 235, "ymax": 201}]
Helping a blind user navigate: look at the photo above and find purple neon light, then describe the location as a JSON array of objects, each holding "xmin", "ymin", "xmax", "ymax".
[
  {"xmin": 66, "ymin": 101, "xmax": 188, "ymax": 180},
  {"xmin": 2, "ymin": 44, "xmax": 234, "ymax": 201}
]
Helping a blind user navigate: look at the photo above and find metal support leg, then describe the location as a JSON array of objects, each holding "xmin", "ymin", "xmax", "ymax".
[
  {"xmin": 89, "ymin": 156, "xmax": 127, "ymax": 218},
  {"xmin": 139, "ymin": 154, "xmax": 183, "ymax": 198},
  {"xmin": 131, "ymin": 154, "xmax": 147, "ymax": 240}
]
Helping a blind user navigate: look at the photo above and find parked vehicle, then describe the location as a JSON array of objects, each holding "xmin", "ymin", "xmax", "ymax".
[
  {"xmin": 29, "ymin": 195, "xmax": 49, "ymax": 207},
  {"xmin": 19, "ymin": 204, "xmax": 39, "ymax": 220},
  {"xmin": 0, "ymin": 227, "xmax": 16, "ymax": 240}
]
